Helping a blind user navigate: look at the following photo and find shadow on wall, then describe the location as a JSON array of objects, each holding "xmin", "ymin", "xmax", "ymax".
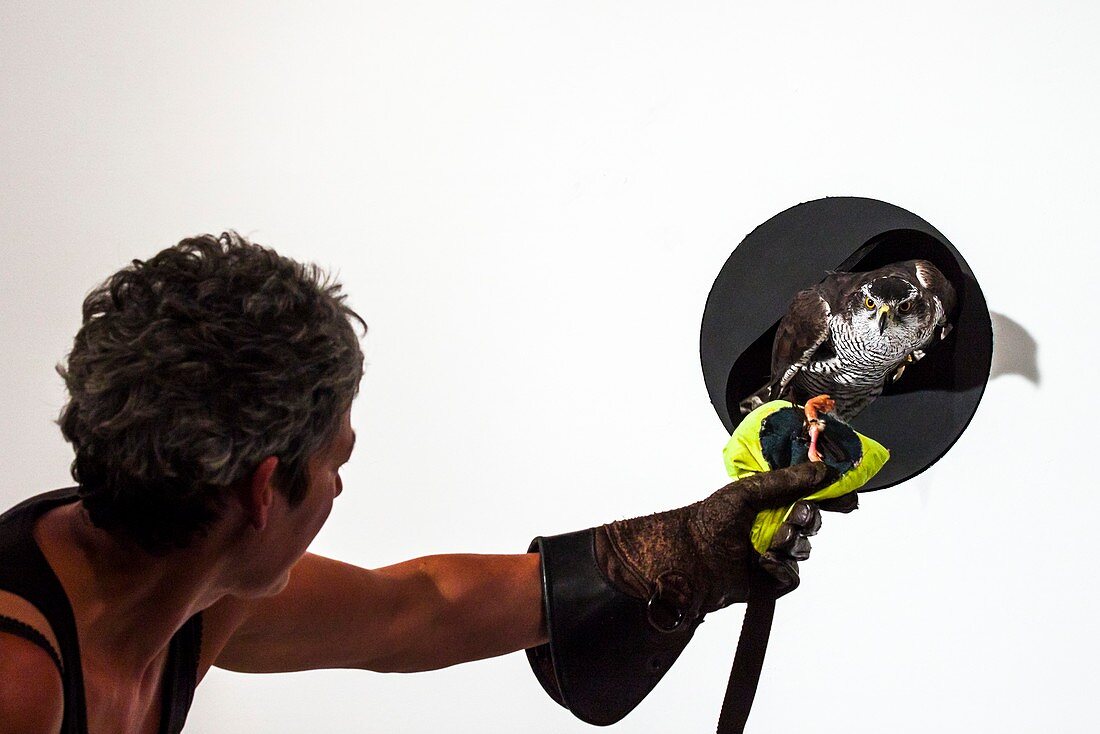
[{"xmin": 990, "ymin": 312, "xmax": 1039, "ymax": 384}]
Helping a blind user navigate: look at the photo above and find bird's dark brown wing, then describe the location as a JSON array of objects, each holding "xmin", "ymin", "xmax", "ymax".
[
  {"xmin": 769, "ymin": 287, "xmax": 830, "ymax": 398},
  {"xmin": 814, "ymin": 270, "xmax": 865, "ymax": 310},
  {"xmin": 911, "ymin": 259, "xmax": 957, "ymax": 321}
]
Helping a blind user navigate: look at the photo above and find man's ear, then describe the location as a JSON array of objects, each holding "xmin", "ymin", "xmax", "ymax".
[{"xmin": 244, "ymin": 456, "xmax": 280, "ymax": 532}]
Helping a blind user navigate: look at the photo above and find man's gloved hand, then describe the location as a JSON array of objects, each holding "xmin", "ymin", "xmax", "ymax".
[
  {"xmin": 593, "ymin": 462, "xmax": 840, "ymax": 632},
  {"xmin": 759, "ymin": 490, "xmax": 858, "ymax": 593}
]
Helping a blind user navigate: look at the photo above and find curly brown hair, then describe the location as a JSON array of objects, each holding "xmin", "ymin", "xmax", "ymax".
[{"xmin": 56, "ymin": 232, "xmax": 366, "ymax": 554}]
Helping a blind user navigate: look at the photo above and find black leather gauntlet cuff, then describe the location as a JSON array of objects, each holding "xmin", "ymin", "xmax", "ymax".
[{"xmin": 525, "ymin": 529, "xmax": 700, "ymax": 726}]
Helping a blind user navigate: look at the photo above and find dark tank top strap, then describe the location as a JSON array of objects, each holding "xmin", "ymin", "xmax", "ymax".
[
  {"xmin": 0, "ymin": 613, "xmax": 65, "ymax": 676},
  {"xmin": 160, "ymin": 612, "xmax": 203, "ymax": 734},
  {"xmin": 1, "ymin": 488, "xmax": 206, "ymax": 734},
  {"xmin": 0, "ymin": 487, "xmax": 89, "ymax": 734}
]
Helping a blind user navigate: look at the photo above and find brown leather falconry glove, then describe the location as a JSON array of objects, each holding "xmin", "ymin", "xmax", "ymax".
[{"xmin": 594, "ymin": 461, "xmax": 837, "ymax": 631}]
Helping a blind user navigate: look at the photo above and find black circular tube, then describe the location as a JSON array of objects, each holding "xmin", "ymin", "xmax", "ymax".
[{"xmin": 700, "ymin": 196, "xmax": 992, "ymax": 491}]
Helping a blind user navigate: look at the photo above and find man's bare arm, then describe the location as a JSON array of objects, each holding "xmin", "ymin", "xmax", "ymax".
[
  {"xmin": 203, "ymin": 552, "xmax": 547, "ymax": 675},
  {"xmin": 0, "ymin": 634, "xmax": 64, "ymax": 734}
]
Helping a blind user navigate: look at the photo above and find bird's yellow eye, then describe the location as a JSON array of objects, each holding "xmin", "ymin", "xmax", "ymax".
[
  {"xmin": 899, "ymin": 301, "xmax": 912, "ymax": 313},
  {"xmin": 864, "ymin": 297, "xmax": 875, "ymax": 310}
]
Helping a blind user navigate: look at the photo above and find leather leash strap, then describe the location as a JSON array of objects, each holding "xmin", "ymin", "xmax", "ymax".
[{"xmin": 716, "ymin": 574, "xmax": 777, "ymax": 733}]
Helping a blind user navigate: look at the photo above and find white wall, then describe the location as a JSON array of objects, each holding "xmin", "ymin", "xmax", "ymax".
[{"xmin": 2, "ymin": 2, "xmax": 1097, "ymax": 731}]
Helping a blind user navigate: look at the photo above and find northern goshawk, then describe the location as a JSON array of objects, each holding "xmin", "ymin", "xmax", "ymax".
[{"xmin": 740, "ymin": 259, "xmax": 956, "ymax": 422}]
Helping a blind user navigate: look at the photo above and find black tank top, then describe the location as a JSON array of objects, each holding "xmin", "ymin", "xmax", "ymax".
[{"xmin": 0, "ymin": 488, "xmax": 202, "ymax": 734}]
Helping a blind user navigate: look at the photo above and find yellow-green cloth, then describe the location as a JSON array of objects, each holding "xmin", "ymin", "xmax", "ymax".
[{"xmin": 723, "ymin": 400, "xmax": 890, "ymax": 553}]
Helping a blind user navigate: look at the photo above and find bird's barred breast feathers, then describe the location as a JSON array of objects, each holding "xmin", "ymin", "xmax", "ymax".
[{"xmin": 791, "ymin": 307, "xmax": 925, "ymax": 420}]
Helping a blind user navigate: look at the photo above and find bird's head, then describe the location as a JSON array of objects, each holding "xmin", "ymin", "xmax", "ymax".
[{"xmin": 857, "ymin": 277, "xmax": 923, "ymax": 335}]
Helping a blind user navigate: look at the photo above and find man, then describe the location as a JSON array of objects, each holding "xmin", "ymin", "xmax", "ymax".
[{"xmin": 0, "ymin": 233, "xmax": 835, "ymax": 733}]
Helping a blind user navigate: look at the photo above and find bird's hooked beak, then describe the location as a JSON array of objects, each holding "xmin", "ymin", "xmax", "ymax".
[{"xmin": 877, "ymin": 304, "xmax": 892, "ymax": 334}]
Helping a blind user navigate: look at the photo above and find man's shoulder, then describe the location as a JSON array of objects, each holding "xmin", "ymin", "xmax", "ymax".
[
  {"xmin": 0, "ymin": 631, "xmax": 64, "ymax": 734},
  {"xmin": 0, "ymin": 487, "xmax": 80, "ymax": 530}
]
